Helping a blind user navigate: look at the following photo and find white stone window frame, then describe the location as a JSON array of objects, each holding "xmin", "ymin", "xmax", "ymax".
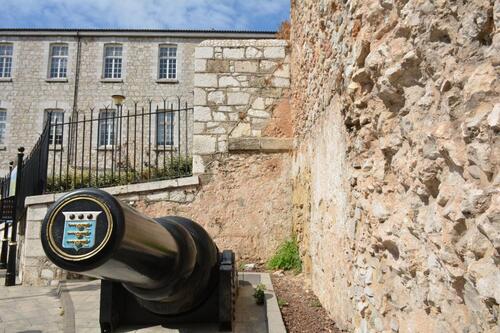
[
  {"xmin": 45, "ymin": 109, "xmax": 65, "ymax": 150},
  {"xmin": 0, "ymin": 108, "xmax": 7, "ymax": 148},
  {"xmin": 102, "ymin": 44, "xmax": 123, "ymax": 81},
  {"xmin": 97, "ymin": 109, "xmax": 117, "ymax": 149},
  {"xmin": 155, "ymin": 109, "xmax": 178, "ymax": 150},
  {"xmin": 0, "ymin": 43, "xmax": 13, "ymax": 80},
  {"xmin": 48, "ymin": 43, "xmax": 69, "ymax": 80},
  {"xmin": 157, "ymin": 44, "xmax": 178, "ymax": 83}
]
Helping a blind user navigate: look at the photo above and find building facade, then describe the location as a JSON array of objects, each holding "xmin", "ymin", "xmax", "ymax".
[{"xmin": 0, "ymin": 29, "xmax": 274, "ymax": 175}]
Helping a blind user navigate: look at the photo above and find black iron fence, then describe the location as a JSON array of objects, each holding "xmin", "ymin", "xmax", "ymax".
[
  {"xmin": 46, "ymin": 99, "xmax": 193, "ymax": 193},
  {"xmin": 0, "ymin": 98, "xmax": 193, "ymax": 285},
  {"xmin": 0, "ymin": 120, "xmax": 50, "ymax": 284}
]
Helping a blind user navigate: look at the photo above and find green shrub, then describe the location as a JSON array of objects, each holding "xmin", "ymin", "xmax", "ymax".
[
  {"xmin": 46, "ymin": 156, "xmax": 192, "ymax": 193},
  {"xmin": 267, "ymin": 237, "xmax": 302, "ymax": 273},
  {"xmin": 253, "ymin": 283, "xmax": 266, "ymax": 305}
]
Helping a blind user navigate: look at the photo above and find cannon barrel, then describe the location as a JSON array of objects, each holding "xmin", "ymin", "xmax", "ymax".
[{"xmin": 40, "ymin": 188, "xmax": 236, "ymax": 332}]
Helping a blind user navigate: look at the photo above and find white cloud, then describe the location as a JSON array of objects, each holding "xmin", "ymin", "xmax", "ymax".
[{"xmin": 0, "ymin": 0, "xmax": 290, "ymax": 30}]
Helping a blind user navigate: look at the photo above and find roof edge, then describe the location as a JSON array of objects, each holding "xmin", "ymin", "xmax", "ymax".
[{"xmin": 0, "ymin": 28, "xmax": 277, "ymax": 39}]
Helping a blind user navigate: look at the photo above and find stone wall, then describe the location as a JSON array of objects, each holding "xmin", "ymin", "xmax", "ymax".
[
  {"xmin": 192, "ymin": 39, "xmax": 292, "ymax": 174},
  {"xmin": 21, "ymin": 176, "xmax": 200, "ymax": 286},
  {"xmin": 291, "ymin": 1, "xmax": 499, "ymax": 332}
]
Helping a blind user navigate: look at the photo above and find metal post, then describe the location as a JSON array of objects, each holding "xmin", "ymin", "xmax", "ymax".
[
  {"xmin": 5, "ymin": 147, "xmax": 24, "ymax": 286},
  {"xmin": 0, "ymin": 162, "xmax": 14, "ymax": 268}
]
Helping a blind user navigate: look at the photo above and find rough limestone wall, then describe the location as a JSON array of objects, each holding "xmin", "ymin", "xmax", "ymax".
[
  {"xmin": 291, "ymin": 1, "xmax": 499, "ymax": 332},
  {"xmin": 139, "ymin": 39, "xmax": 294, "ymax": 261}
]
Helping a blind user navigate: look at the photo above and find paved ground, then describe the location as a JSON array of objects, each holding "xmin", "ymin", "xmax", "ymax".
[
  {"xmin": 0, "ymin": 271, "xmax": 285, "ymax": 333},
  {"xmin": 0, "ymin": 271, "xmax": 64, "ymax": 332}
]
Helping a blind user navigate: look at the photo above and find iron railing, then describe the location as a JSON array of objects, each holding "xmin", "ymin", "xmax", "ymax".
[{"xmin": 46, "ymin": 99, "xmax": 193, "ymax": 193}]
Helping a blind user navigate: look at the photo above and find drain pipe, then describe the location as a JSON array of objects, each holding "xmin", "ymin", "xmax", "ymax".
[{"xmin": 69, "ymin": 32, "xmax": 82, "ymax": 161}]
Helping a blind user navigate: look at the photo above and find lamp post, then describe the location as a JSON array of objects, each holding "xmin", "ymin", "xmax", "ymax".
[{"xmin": 111, "ymin": 95, "xmax": 125, "ymax": 180}]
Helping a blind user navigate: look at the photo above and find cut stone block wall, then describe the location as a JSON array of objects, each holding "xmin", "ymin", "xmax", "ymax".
[
  {"xmin": 291, "ymin": 1, "xmax": 499, "ymax": 333},
  {"xmin": 192, "ymin": 40, "xmax": 291, "ymax": 174}
]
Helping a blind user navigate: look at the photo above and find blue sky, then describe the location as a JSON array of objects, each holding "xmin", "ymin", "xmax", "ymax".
[{"xmin": 0, "ymin": 0, "xmax": 290, "ymax": 31}]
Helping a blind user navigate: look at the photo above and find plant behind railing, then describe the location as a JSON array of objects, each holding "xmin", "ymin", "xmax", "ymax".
[{"xmin": 45, "ymin": 99, "xmax": 193, "ymax": 193}]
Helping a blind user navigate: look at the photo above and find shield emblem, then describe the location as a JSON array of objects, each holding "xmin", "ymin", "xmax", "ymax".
[{"xmin": 61, "ymin": 211, "xmax": 101, "ymax": 251}]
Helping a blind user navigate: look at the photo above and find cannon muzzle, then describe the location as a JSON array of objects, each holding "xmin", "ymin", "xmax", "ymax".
[{"xmin": 41, "ymin": 188, "xmax": 237, "ymax": 332}]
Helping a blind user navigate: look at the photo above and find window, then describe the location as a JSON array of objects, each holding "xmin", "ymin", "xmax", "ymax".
[
  {"xmin": 46, "ymin": 111, "xmax": 64, "ymax": 145},
  {"xmin": 103, "ymin": 45, "xmax": 122, "ymax": 79},
  {"xmin": 0, "ymin": 110, "xmax": 6, "ymax": 145},
  {"xmin": 49, "ymin": 44, "xmax": 68, "ymax": 78},
  {"xmin": 0, "ymin": 44, "xmax": 13, "ymax": 78},
  {"xmin": 156, "ymin": 111, "xmax": 174, "ymax": 146},
  {"xmin": 158, "ymin": 45, "xmax": 177, "ymax": 80},
  {"xmin": 98, "ymin": 110, "xmax": 116, "ymax": 146}
]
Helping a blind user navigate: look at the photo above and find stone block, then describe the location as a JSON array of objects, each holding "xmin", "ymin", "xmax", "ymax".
[
  {"xmin": 41, "ymin": 269, "xmax": 54, "ymax": 280},
  {"xmin": 193, "ymin": 135, "xmax": 217, "ymax": 155},
  {"xmin": 252, "ymin": 97, "xmax": 266, "ymax": 110},
  {"xmin": 24, "ymin": 238, "xmax": 46, "ymax": 258},
  {"xmin": 219, "ymin": 76, "xmax": 240, "ymax": 87},
  {"xmin": 272, "ymin": 77, "xmax": 290, "ymax": 88},
  {"xmin": 274, "ymin": 64, "xmax": 290, "ymax": 78},
  {"xmin": 228, "ymin": 92, "xmax": 250, "ymax": 105},
  {"xmin": 260, "ymin": 60, "xmax": 278, "ymax": 72},
  {"xmin": 207, "ymin": 91, "xmax": 226, "ymax": 104},
  {"xmin": 230, "ymin": 122, "xmax": 251, "ymax": 137},
  {"xmin": 260, "ymin": 138, "xmax": 293, "ymax": 152},
  {"xmin": 194, "ymin": 59, "xmax": 207, "ymax": 72},
  {"xmin": 176, "ymin": 175, "xmax": 200, "ymax": 187},
  {"xmin": 26, "ymin": 205, "xmax": 48, "ymax": 222},
  {"xmin": 263, "ymin": 47, "xmax": 286, "ymax": 59},
  {"xmin": 207, "ymin": 59, "xmax": 230, "ymax": 72},
  {"xmin": 195, "ymin": 106, "xmax": 212, "ymax": 121},
  {"xmin": 194, "ymin": 88, "xmax": 207, "ymax": 106},
  {"xmin": 213, "ymin": 112, "xmax": 227, "ymax": 121},
  {"xmin": 169, "ymin": 190, "xmax": 187, "ymax": 202},
  {"xmin": 234, "ymin": 61, "xmax": 259, "ymax": 73},
  {"xmin": 195, "ymin": 47, "xmax": 214, "ymax": 59},
  {"xmin": 246, "ymin": 47, "xmax": 263, "ymax": 59},
  {"xmin": 223, "ymin": 48, "xmax": 245, "ymax": 59},
  {"xmin": 228, "ymin": 137, "xmax": 260, "ymax": 151},
  {"xmin": 248, "ymin": 109, "xmax": 270, "ymax": 118},
  {"xmin": 194, "ymin": 73, "xmax": 218, "ymax": 87},
  {"xmin": 194, "ymin": 122, "xmax": 206, "ymax": 134},
  {"xmin": 146, "ymin": 191, "xmax": 170, "ymax": 201},
  {"xmin": 25, "ymin": 221, "xmax": 41, "ymax": 240}
]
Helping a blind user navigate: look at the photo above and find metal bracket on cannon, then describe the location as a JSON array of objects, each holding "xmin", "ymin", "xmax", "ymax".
[{"xmin": 100, "ymin": 249, "xmax": 237, "ymax": 332}]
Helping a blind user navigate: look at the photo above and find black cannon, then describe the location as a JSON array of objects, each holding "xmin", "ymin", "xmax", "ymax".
[{"xmin": 40, "ymin": 188, "xmax": 237, "ymax": 332}]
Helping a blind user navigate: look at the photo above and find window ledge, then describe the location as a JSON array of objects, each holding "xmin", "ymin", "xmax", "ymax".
[
  {"xmin": 97, "ymin": 145, "xmax": 116, "ymax": 151},
  {"xmin": 46, "ymin": 78, "xmax": 68, "ymax": 83},
  {"xmin": 0, "ymin": 146, "xmax": 6, "ymax": 151},
  {"xmin": 49, "ymin": 145, "xmax": 64, "ymax": 151},
  {"xmin": 0, "ymin": 78, "xmax": 12, "ymax": 82},
  {"xmin": 101, "ymin": 79, "xmax": 123, "ymax": 83},
  {"xmin": 156, "ymin": 79, "xmax": 179, "ymax": 84},
  {"xmin": 155, "ymin": 146, "xmax": 177, "ymax": 151}
]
